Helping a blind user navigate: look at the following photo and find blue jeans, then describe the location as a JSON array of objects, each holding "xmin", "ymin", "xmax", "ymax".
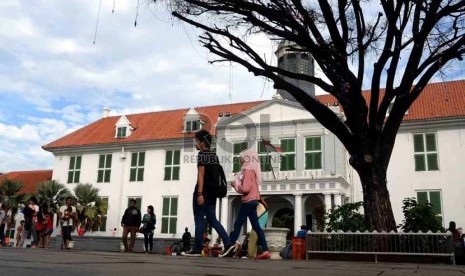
[
  {"xmin": 229, "ymin": 200, "xmax": 269, "ymax": 251},
  {"xmin": 192, "ymin": 193, "xmax": 231, "ymax": 253}
]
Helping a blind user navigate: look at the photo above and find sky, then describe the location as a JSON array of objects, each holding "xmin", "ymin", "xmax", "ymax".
[
  {"xmin": 0, "ymin": 0, "xmax": 279, "ymax": 172},
  {"xmin": 0, "ymin": 0, "xmax": 464, "ymax": 173}
]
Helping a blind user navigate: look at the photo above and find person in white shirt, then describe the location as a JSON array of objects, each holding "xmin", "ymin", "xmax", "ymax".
[{"xmin": 58, "ymin": 197, "xmax": 77, "ymax": 250}]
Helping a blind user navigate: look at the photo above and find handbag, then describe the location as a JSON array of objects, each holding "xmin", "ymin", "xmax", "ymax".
[{"xmin": 257, "ymin": 197, "xmax": 268, "ymax": 218}]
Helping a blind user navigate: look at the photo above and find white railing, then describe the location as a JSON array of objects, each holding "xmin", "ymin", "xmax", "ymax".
[{"xmin": 307, "ymin": 231, "xmax": 455, "ymax": 264}]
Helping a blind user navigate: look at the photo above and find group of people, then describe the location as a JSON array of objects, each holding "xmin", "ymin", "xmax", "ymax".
[
  {"xmin": 120, "ymin": 199, "xmax": 156, "ymax": 253},
  {"xmin": 16, "ymin": 196, "xmax": 76, "ymax": 249},
  {"xmin": 180, "ymin": 129, "xmax": 271, "ymax": 259}
]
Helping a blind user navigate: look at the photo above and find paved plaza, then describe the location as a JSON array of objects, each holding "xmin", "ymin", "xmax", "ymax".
[{"xmin": 0, "ymin": 248, "xmax": 464, "ymax": 276}]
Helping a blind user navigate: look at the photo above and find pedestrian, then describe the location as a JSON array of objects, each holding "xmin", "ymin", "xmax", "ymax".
[
  {"xmin": 15, "ymin": 220, "xmax": 24, "ymax": 247},
  {"xmin": 141, "ymin": 205, "xmax": 156, "ymax": 254},
  {"xmin": 58, "ymin": 197, "xmax": 77, "ymax": 250},
  {"xmin": 121, "ymin": 199, "xmax": 141, "ymax": 253},
  {"xmin": 0, "ymin": 204, "xmax": 8, "ymax": 246},
  {"xmin": 42, "ymin": 210, "xmax": 54, "ymax": 249},
  {"xmin": 18, "ymin": 197, "xmax": 39, "ymax": 248},
  {"xmin": 182, "ymin": 227, "xmax": 192, "ymax": 252},
  {"xmin": 448, "ymin": 221, "xmax": 461, "ymax": 247},
  {"xmin": 247, "ymin": 200, "xmax": 269, "ymax": 258},
  {"xmin": 182, "ymin": 130, "xmax": 232, "ymax": 256},
  {"xmin": 220, "ymin": 149, "xmax": 271, "ymax": 259},
  {"xmin": 34, "ymin": 207, "xmax": 45, "ymax": 248}
]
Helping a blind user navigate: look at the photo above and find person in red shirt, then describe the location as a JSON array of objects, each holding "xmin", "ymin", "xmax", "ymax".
[{"xmin": 43, "ymin": 211, "xmax": 54, "ymax": 249}]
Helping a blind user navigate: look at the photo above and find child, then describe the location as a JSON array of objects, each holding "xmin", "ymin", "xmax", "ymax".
[
  {"xmin": 15, "ymin": 220, "xmax": 24, "ymax": 247},
  {"xmin": 43, "ymin": 211, "xmax": 54, "ymax": 249}
]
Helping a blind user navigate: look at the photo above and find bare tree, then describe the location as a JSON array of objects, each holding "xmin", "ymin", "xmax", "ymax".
[{"xmin": 154, "ymin": 0, "xmax": 465, "ymax": 231}]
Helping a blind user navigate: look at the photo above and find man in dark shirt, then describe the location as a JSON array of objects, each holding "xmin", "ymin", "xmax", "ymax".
[
  {"xmin": 182, "ymin": 130, "xmax": 232, "ymax": 256},
  {"xmin": 121, "ymin": 199, "xmax": 141, "ymax": 253}
]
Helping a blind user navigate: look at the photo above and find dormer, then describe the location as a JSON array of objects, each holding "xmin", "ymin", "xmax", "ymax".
[
  {"xmin": 183, "ymin": 108, "xmax": 204, "ymax": 133},
  {"xmin": 115, "ymin": 115, "xmax": 134, "ymax": 138}
]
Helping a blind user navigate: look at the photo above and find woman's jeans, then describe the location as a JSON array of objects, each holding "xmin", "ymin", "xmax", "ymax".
[
  {"xmin": 192, "ymin": 193, "xmax": 231, "ymax": 253},
  {"xmin": 144, "ymin": 231, "xmax": 153, "ymax": 251},
  {"xmin": 229, "ymin": 200, "xmax": 269, "ymax": 251}
]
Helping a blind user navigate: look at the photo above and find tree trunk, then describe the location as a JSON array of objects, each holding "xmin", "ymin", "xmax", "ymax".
[{"xmin": 357, "ymin": 165, "xmax": 397, "ymax": 232}]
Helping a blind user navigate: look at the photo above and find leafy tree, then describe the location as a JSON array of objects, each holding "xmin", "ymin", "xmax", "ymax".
[
  {"xmin": 73, "ymin": 183, "xmax": 107, "ymax": 232},
  {"xmin": 313, "ymin": 204, "xmax": 326, "ymax": 232},
  {"xmin": 0, "ymin": 178, "xmax": 25, "ymax": 228},
  {"xmin": 398, "ymin": 198, "xmax": 444, "ymax": 233},
  {"xmin": 326, "ymin": 202, "xmax": 366, "ymax": 232},
  {"xmin": 153, "ymin": 0, "xmax": 465, "ymax": 231},
  {"xmin": 35, "ymin": 180, "xmax": 72, "ymax": 213}
]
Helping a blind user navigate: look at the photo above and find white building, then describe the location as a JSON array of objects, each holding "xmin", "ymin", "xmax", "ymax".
[{"xmin": 42, "ymin": 80, "xmax": 465, "ymax": 239}]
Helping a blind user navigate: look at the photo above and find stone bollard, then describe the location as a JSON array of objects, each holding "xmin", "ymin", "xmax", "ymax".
[{"xmin": 263, "ymin": 227, "xmax": 290, "ymax": 259}]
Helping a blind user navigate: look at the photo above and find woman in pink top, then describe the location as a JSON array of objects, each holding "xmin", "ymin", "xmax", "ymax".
[{"xmin": 220, "ymin": 149, "xmax": 271, "ymax": 259}]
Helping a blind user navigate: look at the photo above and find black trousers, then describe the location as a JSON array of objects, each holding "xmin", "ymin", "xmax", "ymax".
[{"xmin": 143, "ymin": 231, "xmax": 153, "ymax": 251}]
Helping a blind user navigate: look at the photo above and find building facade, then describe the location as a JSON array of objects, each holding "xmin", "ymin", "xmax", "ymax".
[{"xmin": 42, "ymin": 80, "xmax": 465, "ymax": 239}]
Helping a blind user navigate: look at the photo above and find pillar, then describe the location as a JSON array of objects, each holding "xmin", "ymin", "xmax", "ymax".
[
  {"xmin": 334, "ymin": 194, "xmax": 342, "ymax": 208},
  {"xmin": 294, "ymin": 193, "xmax": 303, "ymax": 235}
]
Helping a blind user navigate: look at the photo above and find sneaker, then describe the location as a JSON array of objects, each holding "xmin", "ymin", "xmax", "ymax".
[
  {"xmin": 218, "ymin": 245, "xmax": 236, "ymax": 258},
  {"xmin": 256, "ymin": 251, "xmax": 271, "ymax": 259},
  {"xmin": 181, "ymin": 250, "xmax": 202, "ymax": 257}
]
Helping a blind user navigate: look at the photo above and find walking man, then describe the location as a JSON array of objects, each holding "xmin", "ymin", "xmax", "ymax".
[
  {"xmin": 182, "ymin": 130, "xmax": 232, "ymax": 256},
  {"xmin": 58, "ymin": 197, "xmax": 77, "ymax": 250},
  {"xmin": 121, "ymin": 199, "xmax": 141, "ymax": 253}
]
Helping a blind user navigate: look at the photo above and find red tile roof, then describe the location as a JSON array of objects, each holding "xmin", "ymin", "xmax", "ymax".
[
  {"xmin": 43, "ymin": 101, "xmax": 265, "ymax": 150},
  {"xmin": 316, "ymin": 79, "xmax": 465, "ymax": 121},
  {"xmin": 0, "ymin": 170, "xmax": 52, "ymax": 194},
  {"xmin": 42, "ymin": 80, "xmax": 465, "ymax": 151}
]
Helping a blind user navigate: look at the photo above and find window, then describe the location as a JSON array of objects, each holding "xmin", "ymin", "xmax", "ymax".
[
  {"xmin": 305, "ymin": 137, "xmax": 322, "ymax": 170},
  {"xmin": 98, "ymin": 197, "xmax": 109, "ymax": 232},
  {"xmin": 97, "ymin": 154, "xmax": 112, "ymax": 183},
  {"xmin": 280, "ymin": 139, "xmax": 296, "ymax": 171},
  {"xmin": 287, "ymin": 53, "xmax": 297, "ymax": 72},
  {"xmin": 164, "ymin": 150, "xmax": 180, "ymax": 181},
  {"xmin": 130, "ymin": 152, "xmax": 145, "ymax": 182},
  {"xmin": 161, "ymin": 197, "xmax": 178, "ymax": 234},
  {"xmin": 417, "ymin": 190, "xmax": 442, "ymax": 216},
  {"xmin": 117, "ymin": 126, "xmax": 127, "ymax": 138},
  {"xmin": 67, "ymin": 156, "xmax": 82, "ymax": 183},
  {"xmin": 233, "ymin": 142, "xmax": 248, "ymax": 173},
  {"xmin": 300, "ymin": 53, "xmax": 310, "ymax": 75},
  {"xmin": 257, "ymin": 141, "xmax": 272, "ymax": 172},
  {"xmin": 413, "ymin": 133, "xmax": 439, "ymax": 171},
  {"xmin": 185, "ymin": 120, "xmax": 201, "ymax": 132}
]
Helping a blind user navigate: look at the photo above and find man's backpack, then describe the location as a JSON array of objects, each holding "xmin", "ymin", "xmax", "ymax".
[{"xmin": 217, "ymin": 164, "xmax": 228, "ymax": 198}]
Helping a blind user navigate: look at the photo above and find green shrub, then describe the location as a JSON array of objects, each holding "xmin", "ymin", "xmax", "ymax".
[
  {"xmin": 326, "ymin": 202, "xmax": 366, "ymax": 232},
  {"xmin": 398, "ymin": 197, "xmax": 444, "ymax": 232}
]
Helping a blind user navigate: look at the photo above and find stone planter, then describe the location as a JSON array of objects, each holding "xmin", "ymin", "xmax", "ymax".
[{"xmin": 263, "ymin": 227, "xmax": 290, "ymax": 259}]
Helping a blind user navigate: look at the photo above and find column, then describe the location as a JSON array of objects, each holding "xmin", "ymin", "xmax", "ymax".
[
  {"xmin": 294, "ymin": 193, "xmax": 303, "ymax": 235},
  {"xmin": 324, "ymin": 193, "xmax": 332, "ymax": 224},
  {"xmin": 324, "ymin": 193, "xmax": 332, "ymax": 211},
  {"xmin": 220, "ymin": 197, "xmax": 229, "ymax": 233},
  {"xmin": 334, "ymin": 194, "xmax": 342, "ymax": 208}
]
